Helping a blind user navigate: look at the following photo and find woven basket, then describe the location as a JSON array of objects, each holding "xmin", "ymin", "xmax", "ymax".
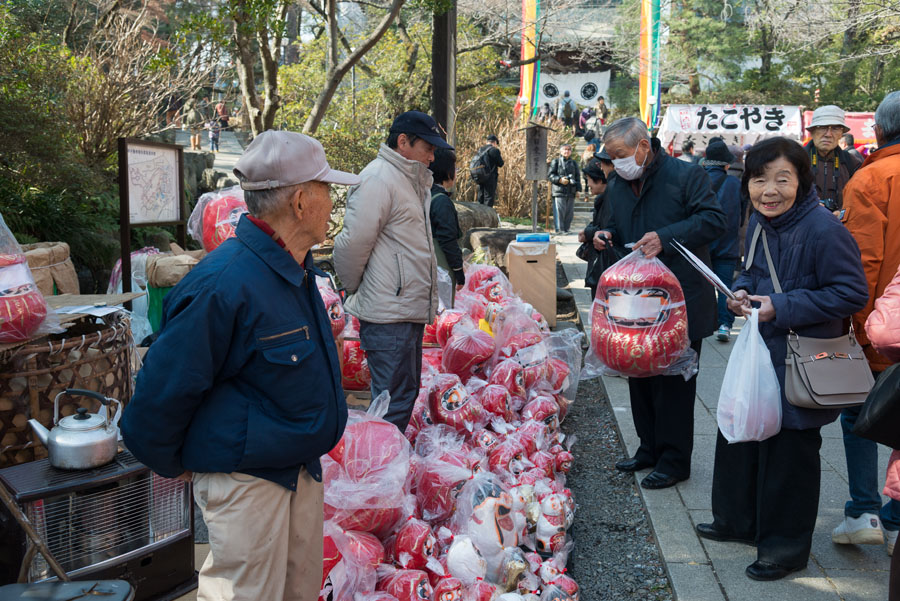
[{"xmin": 0, "ymin": 313, "xmax": 134, "ymax": 468}]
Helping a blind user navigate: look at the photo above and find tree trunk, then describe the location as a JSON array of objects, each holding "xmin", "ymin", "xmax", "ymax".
[
  {"xmin": 836, "ymin": 0, "xmax": 861, "ymax": 94},
  {"xmin": 303, "ymin": 0, "xmax": 406, "ymax": 134}
]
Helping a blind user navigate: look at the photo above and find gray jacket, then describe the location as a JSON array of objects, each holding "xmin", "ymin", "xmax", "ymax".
[{"xmin": 334, "ymin": 144, "xmax": 438, "ymax": 324}]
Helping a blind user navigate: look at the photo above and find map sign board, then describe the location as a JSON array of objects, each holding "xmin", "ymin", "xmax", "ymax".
[
  {"xmin": 118, "ymin": 138, "xmax": 186, "ymax": 301},
  {"xmin": 124, "ymin": 141, "xmax": 182, "ymax": 225}
]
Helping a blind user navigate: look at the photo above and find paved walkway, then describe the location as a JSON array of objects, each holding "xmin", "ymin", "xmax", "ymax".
[
  {"xmin": 557, "ymin": 207, "xmax": 894, "ymax": 600},
  {"xmin": 174, "ymin": 128, "xmax": 244, "ymax": 172}
]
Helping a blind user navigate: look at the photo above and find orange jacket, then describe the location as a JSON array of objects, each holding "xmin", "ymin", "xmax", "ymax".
[{"xmin": 843, "ymin": 142, "xmax": 900, "ymax": 372}]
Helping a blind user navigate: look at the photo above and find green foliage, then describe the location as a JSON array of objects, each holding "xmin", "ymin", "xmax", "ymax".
[
  {"xmin": 612, "ymin": 0, "xmax": 900, "ymax": 112},
  {"xmin": 0, "ymin": 6, "xmax": 118, "ymax": 286}
]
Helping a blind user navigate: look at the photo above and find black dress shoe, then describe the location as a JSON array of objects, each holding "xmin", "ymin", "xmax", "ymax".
[
  {"xmin": 695, "ymin": 523, "xmax": 756, "ymax": 545},
  {"xmin": 640, "ymin": 471, "xmax": 685, "ymax": 489},
  {"xmin": 615, "ymin": 457, "xmax": 654, "ymax": 472},
  {"xmin": 745, "ymin": 560, "xmax": 804, "ymax": 581}
]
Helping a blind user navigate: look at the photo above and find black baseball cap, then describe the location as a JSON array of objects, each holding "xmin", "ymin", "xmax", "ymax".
[
  {"xmin": 390, "ymin": 111, "xmax": 453, "ymax": 149},
  {"xmin": 594, "ymin": 148, "xmax": 612, "ymax": 162}
]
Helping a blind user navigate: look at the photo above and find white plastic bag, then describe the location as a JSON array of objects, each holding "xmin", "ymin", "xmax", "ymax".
[{"xmin": 717, "ymin": 309, "xmax": 781, "ymax": 443}]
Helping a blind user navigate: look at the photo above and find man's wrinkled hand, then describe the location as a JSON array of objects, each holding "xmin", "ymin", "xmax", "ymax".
[
  {"xmin": 633, "ymin": 231, "xmax": 662, "ymax": 258},
  {"xmin": 593, "ymin": 230, "xmax": 611, "ymax": 251},
  {"xmin": 578, "ymin": 231, "xmax": 586, "ymax": 243},
  {"xmin": 176, "ymin": 471, "xmax": 193, "ymax": 482}
]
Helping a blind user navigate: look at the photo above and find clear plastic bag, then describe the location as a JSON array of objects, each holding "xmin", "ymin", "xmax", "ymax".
[
  {"xmin": 436, "ymin": 266, "xmax": 453, "ymax": 311},
  {"xmin": 0, "ymin": 213, "xmax": 62, "ymax": 343},
  {"xmin": 582, "ymin": 250, "xmax": 697, "ymax": 380},
  {"xmin": 323, "ymin": 392, "xmax": 414, "ymax": 538},
  {"xmin": 717, "ymin": 308, "xmax": 782, "ymax": 443},
  {"xmin": 187, "ymin": 186, "xmax": 248, "ymax": 252},
  {"xmin": 442, "ymin": 324, "xmax": 495, "ymax": 383}
]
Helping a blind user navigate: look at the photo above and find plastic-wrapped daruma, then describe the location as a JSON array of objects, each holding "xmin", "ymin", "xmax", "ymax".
[
  {"xmin": 590, "ymin": 251, "xmax": 690, "ymax": 377},
  {"xmin": 342, "ymin": 340, "xmax": 371, "ymax": 391},
  {"xmin": 0, "ymin": 254, "xmax": 48, "ymax": 343},
  {"xmin": 441, "ymin": 328, "xmax": 494, "ymax": 382},
  {"xmin": 427, "ymin": 373, "xmax": 484, "ymax": 433},
  {"xmin": 202, "ymin": 193, "xmax": 247, "ymax": 251},
  {"xmin": 318, "ymin": 284, "xmax": 347, "ymax": 339}
]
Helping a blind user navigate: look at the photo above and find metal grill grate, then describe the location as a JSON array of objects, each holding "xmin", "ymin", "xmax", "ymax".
[{"xmin": 25, "ymin": 472, "xmax": 189, "ymax": 582}]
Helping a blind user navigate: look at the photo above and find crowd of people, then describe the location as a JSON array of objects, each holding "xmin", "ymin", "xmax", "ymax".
[
  {"xmin": 114, "ymin": 85, "xmax": 900, "ymax": 600},
  {"xmin": 580, "ymin": 93, "xmax": 900, "ymax": 593}
]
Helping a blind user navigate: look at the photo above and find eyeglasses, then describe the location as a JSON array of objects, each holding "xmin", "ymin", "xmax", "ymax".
[{"xmin": 812, "ymin": 125, "xmax": 845, "ymax": 133}]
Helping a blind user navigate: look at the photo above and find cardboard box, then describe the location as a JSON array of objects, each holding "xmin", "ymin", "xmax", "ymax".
[{"xmin": 506, "ymin": 241, "xmax": 557, "ymax": 327}]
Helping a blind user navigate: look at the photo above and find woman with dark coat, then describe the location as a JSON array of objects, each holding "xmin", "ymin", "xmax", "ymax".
[
  {"xmin": 578, "ymin": 154, "xmax": 616, "ymax": 299},
  {"xmin": 428, "ymin": 148, "xmax": 465, "ymax": 305},
  {"xmin": 696, "ymin": 137, "xmax": 869, "ymax": 581}
]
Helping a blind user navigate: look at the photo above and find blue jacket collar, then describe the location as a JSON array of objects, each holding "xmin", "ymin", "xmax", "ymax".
[{"xmin": 235, "ymin": 214, "xmax": 325, "ymax": 286}]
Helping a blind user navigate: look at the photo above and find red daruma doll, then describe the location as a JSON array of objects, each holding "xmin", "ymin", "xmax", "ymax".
[{"xmin": 590, "ymin": 251, "xmax": 691, "ymax": 378}]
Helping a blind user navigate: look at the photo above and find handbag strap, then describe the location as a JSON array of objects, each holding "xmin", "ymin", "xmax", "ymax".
[{"xmin": 759, "ymin": 228, "xmax": 783, "ymax": 294}]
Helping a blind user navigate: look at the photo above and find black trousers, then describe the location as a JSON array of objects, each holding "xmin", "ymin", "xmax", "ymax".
[
  {"xmin": 627, "ymin": 339, "xmax": 702, "ymax": 479},
  {"xmin": 710, "ymin": 427, "xmax": 823, "ymax": 567},
  {"xmin": 477, "ymin": 177, "xmax": 498, "ymax": 207}
]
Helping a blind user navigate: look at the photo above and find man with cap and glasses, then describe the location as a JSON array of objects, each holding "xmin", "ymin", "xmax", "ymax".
[
  {"xmin": 804, "ymin": 105, "xmax": 862, "ymax": 212},
  {"xmin": 335, "ymin": 111, "xmax": 453, "ymax": 432},
  {"xmin": 121, "ymin": 131, "xmax": 358, "ymax": 601}
]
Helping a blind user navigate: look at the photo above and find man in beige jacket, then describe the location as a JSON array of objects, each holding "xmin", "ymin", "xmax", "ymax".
[{"xmin": 334, "ymin": 111, "xmax": 452, "ymax": 431}]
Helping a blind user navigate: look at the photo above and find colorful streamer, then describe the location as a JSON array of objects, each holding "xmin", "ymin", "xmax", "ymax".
[
  {"xmin": 638, "ymin": 0, "xmax": 661, "ymax": 128},
  {"xmin": 517, "ymin": 0, "xmax": 540, "ymax": 122}
]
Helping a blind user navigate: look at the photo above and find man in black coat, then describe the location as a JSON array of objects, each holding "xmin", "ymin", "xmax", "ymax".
[
  {"xmin": 595, "ymin": 117, "xmax": 727, "ymax": 489},
  {"xmin": 548, "ymin": 143, "xmax": 582, "ymax": 233},
  {"xmin": 476, "ymin": 134, "xmax": 504, "ymax": 207}
]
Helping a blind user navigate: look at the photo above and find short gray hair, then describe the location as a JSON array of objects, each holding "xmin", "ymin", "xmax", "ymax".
[
  {"xmin": 603, "ymin": 117, "xmax": 650, "ymax": 148},
  {"xmin": 236, "ymin": 173, "xmax": 302, "ymax": 218},
  {"xmin": 875, "ymin": 91, "xmax": 900, "ymax": 142}
]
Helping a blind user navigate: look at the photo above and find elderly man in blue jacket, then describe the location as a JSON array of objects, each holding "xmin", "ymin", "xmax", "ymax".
[
  {"xmin": 594, "ymin": 117, "xmax": 727, "ymax": 490},
  {"xmin": 121, "ymin": 131, "xmax": 358, "ymax": 601}
]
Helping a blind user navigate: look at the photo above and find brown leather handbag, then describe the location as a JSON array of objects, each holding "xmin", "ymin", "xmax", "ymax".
[{"xmin": 748, "ymin": 225, "xmax": 874, "ymax": 409}]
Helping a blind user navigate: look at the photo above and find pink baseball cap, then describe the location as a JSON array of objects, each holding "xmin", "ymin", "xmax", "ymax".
[{"xmin": 234, "ymin": 130, "xmax": 361, "ymax": 190}]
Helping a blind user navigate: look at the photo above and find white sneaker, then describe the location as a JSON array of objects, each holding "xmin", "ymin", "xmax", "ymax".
[
  {"xmin": 832, "ymin": 514, "xmax": 885, "ymax": 545},
  {"xmin": 885, "ymin": 528, "xmax": 897, "ymax": 556}
]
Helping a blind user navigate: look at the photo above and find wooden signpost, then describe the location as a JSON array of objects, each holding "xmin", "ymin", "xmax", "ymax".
[
  {"xmin": 117, "ymin": 138, "xmax": 186, "ymax": 307},
  {"xmin": 523, "ymin": 123, "xmax": 552, "ymax": 232}
]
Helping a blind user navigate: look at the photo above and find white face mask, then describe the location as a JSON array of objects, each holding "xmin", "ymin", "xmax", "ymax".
[{"xmin": 612, "ymin": 146, "xmax": 647, "ymax": 181}]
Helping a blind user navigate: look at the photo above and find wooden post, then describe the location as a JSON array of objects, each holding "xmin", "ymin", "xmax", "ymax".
[{"xmin": 431, "ymin": 1, "xmax": 457, "ymax": 144}]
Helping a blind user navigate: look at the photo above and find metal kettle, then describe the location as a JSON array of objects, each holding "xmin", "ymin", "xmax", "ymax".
[{"xmin": 28, "ymin": 389, "xmax": 122, "ymax": 470}]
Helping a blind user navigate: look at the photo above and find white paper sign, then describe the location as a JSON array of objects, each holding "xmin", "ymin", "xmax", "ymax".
[{"xmin": 658, "ymin": 104, "xmax": 802, "ymax": 150}]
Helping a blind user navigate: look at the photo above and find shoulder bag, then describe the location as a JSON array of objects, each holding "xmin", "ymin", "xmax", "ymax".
[
  {"xmin": 851, "ymin": 362, "xmax": 900, "ymax": 448},
  {"xmin": 749, "ymin": 224, "xmax": 874, "ymax": 409}
]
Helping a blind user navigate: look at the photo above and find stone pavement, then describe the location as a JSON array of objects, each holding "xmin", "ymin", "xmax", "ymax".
[{"xmin": 557, "ymin": 205, "xmax": 894, "ymax": 600}]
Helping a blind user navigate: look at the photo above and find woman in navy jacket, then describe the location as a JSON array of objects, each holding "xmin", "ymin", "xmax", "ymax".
[{"xmin": 696, "ymin": 137, "xmax": 868, "ymax": 581}]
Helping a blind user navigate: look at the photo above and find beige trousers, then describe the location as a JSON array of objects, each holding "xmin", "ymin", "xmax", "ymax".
[{"xmin": 193, "ymin": 469, "xmax": 323, "ymax": 601}]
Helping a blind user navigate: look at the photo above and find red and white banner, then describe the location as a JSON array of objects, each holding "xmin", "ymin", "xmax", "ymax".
[{"xmin": 658, "ymin": 104, "xmax": 803, "ymax": 152}]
